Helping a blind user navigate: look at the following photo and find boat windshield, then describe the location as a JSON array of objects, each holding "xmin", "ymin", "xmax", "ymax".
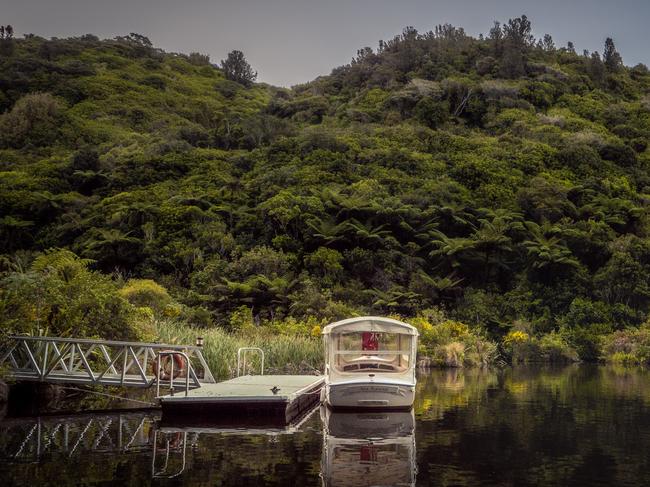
[{"xmin": 330, "ymin": 332, "xmax": 413, "ymax": 373}]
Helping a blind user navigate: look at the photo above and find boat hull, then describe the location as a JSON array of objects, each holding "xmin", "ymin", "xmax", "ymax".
[{"xmin": 324, "ymin": 380, "xmax": 415, "ymax": 409}]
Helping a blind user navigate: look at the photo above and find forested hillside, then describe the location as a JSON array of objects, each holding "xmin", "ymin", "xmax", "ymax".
[{"xmin": 2, "ymin": 17, "xmax": 650, "ymax": 363}]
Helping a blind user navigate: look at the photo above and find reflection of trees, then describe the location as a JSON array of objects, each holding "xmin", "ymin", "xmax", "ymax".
[
  {"xmin": 414, "ymin": 368, "xmax": 498, "ymax": 421},
  {"xmin": 414, "ymin": 366, "xmax": 650, "ymax": 485}
]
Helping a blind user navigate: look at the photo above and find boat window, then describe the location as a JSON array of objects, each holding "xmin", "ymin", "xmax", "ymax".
[{"xmin": 331, "ymin": 332, "xmax": 412, "ymax": 373}]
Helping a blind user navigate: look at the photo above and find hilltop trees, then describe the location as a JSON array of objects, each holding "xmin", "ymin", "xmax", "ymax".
[
  {"xmin": 0, "ymin": 25, "xmax": 14, "ymax": 39},
  {"xmin": 500, "ymin": 15, "xmax": 534, "ymax": 77},
  {"xmin": 0, "ymin": 24, "xmax": 14, "ymax": 55},
  {"xmin": 603, "ymin": 37, "xmax": 623, "ymax": 72},
  {"xmin": 221, "ymin": 50, "xmax": 257, "ymax": 87}
]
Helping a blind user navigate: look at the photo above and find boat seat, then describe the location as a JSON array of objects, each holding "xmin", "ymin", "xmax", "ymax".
[
  {"xmin": 347, "ymin": 355, "xmax": 396, "ymax": 364},
  {"xmin": 342, "ymin": 363, "xmax": 398, "ymax": 372}
]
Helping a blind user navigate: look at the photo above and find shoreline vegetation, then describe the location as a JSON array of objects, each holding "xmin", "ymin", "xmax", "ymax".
[
  {"xmin": 1, "ymin": 17, "xmax": 650, "ymax": 377},
  {"xmin": 2, "ymin": 249, "xmax": 650, "ymax": 379}
]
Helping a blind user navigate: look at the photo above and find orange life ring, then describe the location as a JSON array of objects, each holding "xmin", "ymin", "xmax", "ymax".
[{"xmin": 152, "ymin": 351, "xmax": 186, "ymax": 380}]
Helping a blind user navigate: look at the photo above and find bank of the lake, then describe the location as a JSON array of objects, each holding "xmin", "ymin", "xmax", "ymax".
[{"xmin": 155, "ymin": 317, "xmax": 650, "ymax": 379}]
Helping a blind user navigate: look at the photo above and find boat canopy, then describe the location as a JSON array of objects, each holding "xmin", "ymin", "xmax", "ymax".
[{"xmin": 322, "ymin": 317, "xmax": 419, "ymax": 336}]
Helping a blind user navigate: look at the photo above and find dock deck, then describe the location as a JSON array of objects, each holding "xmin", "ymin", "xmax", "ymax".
[{"xmin": 159, "ymin": 375, "xmax": 324, "ymax": 424}]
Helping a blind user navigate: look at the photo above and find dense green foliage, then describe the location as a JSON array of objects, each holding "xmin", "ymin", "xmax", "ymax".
[{"xmin": 1, "ymin": 18, "xmax": 650, "ymax": 362}]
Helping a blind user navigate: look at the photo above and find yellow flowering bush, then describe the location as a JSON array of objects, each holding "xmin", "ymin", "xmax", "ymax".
[
  {"xmin": 504, "ymin": 330, "xmax": 530, "ymax": 345},
  {"xmin": 502, "ymin": 328, "xmax": 578, "ymax": 363}
]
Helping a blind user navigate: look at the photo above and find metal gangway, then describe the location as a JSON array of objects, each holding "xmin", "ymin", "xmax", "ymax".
[{"xmin": 0, "ymin": 335, "xmax": 216, "ymax": 390}]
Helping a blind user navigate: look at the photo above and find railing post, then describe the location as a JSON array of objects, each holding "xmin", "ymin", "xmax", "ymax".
[
  {"xmin": 41, "ymin": 342, "xmax": 49, "ymax": 380},
  {"xmin": 121, "ymin": 345, "xmax": 128, "ymax": 385},
  {"xmin": 69, "ymin": 343, "xmax": 75, "ymax": 372}
]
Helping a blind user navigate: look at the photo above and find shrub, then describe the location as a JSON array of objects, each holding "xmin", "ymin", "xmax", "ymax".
[
  {"xmin": 0, "ymin": 92, "xmax": 63, "ymax": 148},
  {"xmin": 414, "ymin": 97, "xmax": 449, "ymax": 129},
  {"xmin": 538, "ymin": 332, "xmax": 579, "ymax": 362},
  {"xmin": 0, "ymin": 249, "xmax": 148, "ymax": 341},
  {"xmin": 141, "ymin": 75, "xmax": 167, "ymax": 90},
  {"xmin": 305, "ymin": 247, "xmax": 343, "ymax": 280},
  {"xmin": 269, "ymin": 315, "xmax": 324, "ymax": 337},
  {"xmin": 188, "ymin": 52, "xmax": 210, "ymax": 66},
  {"xmin": 118, "ymin": 279, "xmax": 173, "ymax": 316},
  {"xmin": 228, "ymin": 305, "xmax": 255, "ymax": 332},
  {"xmin": 414, "ymin": 315, "xmax": 498, "ymax": 367},
  {"xmin": 599, "ymin": 143, "xmax": 637, "ymax": 167},
  {"xmin": 435, "ymin": 342, "xmax": 465, "ymax": 367},
  {"xmin": 601, "ymin": 323, "xmax": 650, "ymax": 365},
  {"xmin": 503, "ymin": 329, "xmax": 579, "ymax": 363}
]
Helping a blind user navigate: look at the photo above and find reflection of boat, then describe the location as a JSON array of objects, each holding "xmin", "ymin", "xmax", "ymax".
[
  {"xmin": 320, "ymin": 407, "xmax": 417, "ymax": 487},
  {"xmin": 322, "ymin": 317, "xmax": 418, "ymax": 409}
]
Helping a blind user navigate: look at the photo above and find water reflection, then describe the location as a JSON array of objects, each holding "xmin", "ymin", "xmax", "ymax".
[
  {"xmin": 0, "ymin": 411, "xmax": 158, "ymax": 461},
  {"xmin": 320, "ymin": 407, "xmax": 416, "ymax": 487},
  {"xmin": 3, "ymin": 365, "xmax": 650, "ymax": 486},
  {"xmin": 415, "ymin": 365, "xmax": 650, "ymax": 486}
]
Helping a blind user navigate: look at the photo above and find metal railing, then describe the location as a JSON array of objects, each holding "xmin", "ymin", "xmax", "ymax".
[
  {"xmin": 236, "ymin": 347, "xmax": 265, "ymax": 376},
  {"xmin": 0, "ymin": 335, "xmax": 215, "ymax": 389}
]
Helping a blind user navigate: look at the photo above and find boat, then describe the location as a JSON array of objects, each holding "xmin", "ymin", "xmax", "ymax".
[{"xmin": 321, "ymin": 316, "xmax": 419, "ymax": 409}]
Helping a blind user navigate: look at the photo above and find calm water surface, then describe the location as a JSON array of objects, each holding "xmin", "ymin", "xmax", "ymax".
[{"xmin": 1, "ymin": 365, "xmax": 650, "ymax": 486}]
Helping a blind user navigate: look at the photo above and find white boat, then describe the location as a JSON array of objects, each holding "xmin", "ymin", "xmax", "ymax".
[{"xmin": 321, "ymin": 316, "xmax": 419, "ymax": 409}]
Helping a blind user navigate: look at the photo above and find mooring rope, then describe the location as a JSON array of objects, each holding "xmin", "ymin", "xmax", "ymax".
[{"xmin": 59, "ymin": 385, "xmax": 158, "ymax": 407}]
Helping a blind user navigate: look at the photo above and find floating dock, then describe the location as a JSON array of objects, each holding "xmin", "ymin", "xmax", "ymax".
[{"xmin": 159, "ymin": 375, "xmax": 324, "ymax": 424}]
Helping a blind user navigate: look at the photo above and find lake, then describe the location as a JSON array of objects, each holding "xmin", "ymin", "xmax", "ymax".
[{"xmin": 1, "ymin": 365, "xmax": 649, "ymax": 486}]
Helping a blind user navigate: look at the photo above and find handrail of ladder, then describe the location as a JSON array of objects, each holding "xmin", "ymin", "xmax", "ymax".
[
  {"xmin": 236, "ymin": 347, "xmax": 265, "ymax": 377},
  {"xmin": 155, "ymin": 351, "xmax": 192, "ymax": 398}
]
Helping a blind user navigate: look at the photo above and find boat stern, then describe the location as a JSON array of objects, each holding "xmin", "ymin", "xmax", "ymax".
[{"xmin": 325, "ymin": 380, "xmax": 415, "ymax": 409}]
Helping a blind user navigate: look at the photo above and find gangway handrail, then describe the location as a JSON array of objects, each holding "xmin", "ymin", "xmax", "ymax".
[
  {"xmin": 7, "ymin": 335, "xmax": 205, "ymax": 349},
  {"xmin": 236, "ymin": 347, "xmax": 265, "ymax": 377}
]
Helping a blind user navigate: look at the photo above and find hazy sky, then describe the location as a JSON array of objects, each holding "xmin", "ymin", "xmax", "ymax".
[{"xmin": 2, "ymin": 0, "xmax": 649, "ymax": 87}]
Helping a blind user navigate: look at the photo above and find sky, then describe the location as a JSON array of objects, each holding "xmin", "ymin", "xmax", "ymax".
[{"xmin": 2, "ymin": 0, "xmax": 649, "ymax": 87}]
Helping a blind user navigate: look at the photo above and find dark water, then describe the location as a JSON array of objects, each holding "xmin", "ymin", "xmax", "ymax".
[{"xmin": 1, "ymin": 365, "xmax": 650, "ymax": 486}]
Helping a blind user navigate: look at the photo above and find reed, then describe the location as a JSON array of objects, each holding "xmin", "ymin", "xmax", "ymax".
[{"xmin": 156, "ymin": 320, "xmax": 323, "ymax": 380}]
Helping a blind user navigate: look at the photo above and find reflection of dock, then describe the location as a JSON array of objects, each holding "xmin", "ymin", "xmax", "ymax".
[
  {"xmin": 160, "ymin": 375, "xmax": 324, "ymax": 424},
  {"xmin": 321, "ymin": 408, "xmax": 417, "ymax": 487},
  {"xmin": 0, "ymin": 406, "xmax": 321, "ymax": 480},
  {"xmin": 0, "ymin": 412, "xmax": 159, "ymax": 461},
  {"xmin": 153, "ymin": 404, "xmax": 321, "ymax": 479}
]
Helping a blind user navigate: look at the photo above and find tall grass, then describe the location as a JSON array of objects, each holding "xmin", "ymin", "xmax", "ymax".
[
  {"xmin": 156, "ymin": 320, "xmax": 323, "ymax": 380},
  {"xmin": 601, "ymin": 323, "xmax": 650, "ymax": 365}
]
